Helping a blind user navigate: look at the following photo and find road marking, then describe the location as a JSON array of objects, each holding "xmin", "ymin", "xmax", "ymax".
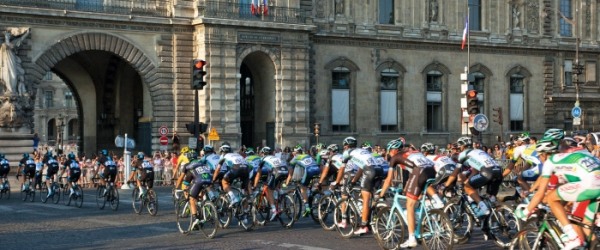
[
  {"xmin": 27, "ymin": 202, "xmax": 79, "ymax": 210},
  {"xmin": 250, "ymin": 240, "xmax": 331, "ymax": 250},
  {"xmin": 84, "ymin": 218, "xmax": 125, "ymax": 226}
]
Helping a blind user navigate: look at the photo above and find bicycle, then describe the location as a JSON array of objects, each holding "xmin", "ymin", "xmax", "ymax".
[
  {"xmin": 287, "ymin": 179, "xmax": 323, "ymax": 223},
  {"xmin": 19, "ymin": 175, "xmax": 35, "ymax": 202},
  {"xmin": 316, "ymin": 185, "xmax": 342, "ymax": 231},
  {"xmin": 373, "ymin": 179, "xmax": 454, "ymax": 250},
  {"xmin": 0, "ymin": 177, "xmax": 10, "ymax": 200},
  {"xmin": 62, "ymin": 180, "xmax": 83, "ymax": 208},
  {"xmin": 251, "ymin": 182, "xmax": 297, "ymax": 228},
  {"xmin": 131, "ymin": 182, "xmax": 158, "ymax": 216},
  {"xmin": 214, "ymin": 186, "xmax": 256, "ymax": 231},
  {"xmin": 443, "ymin": 187, "xmax": 520, "ymax": 248},
  {"xmin": 333, "ymin": 182, "xmax": 386, "ymax": 238},
  {"xmin": 40, "ymin": 178, "xmax": 61, "ymax": 204},
  {"xmin": 175, "ymin": 188, "xmax": 219, "ymax": 238},
  {"xmin": 96, "ymin": 181, "xmax": 119, "ymax": 211},
  {"xmin": 512, "ymin": 202, "xmax": 600, "ymax": 250}
]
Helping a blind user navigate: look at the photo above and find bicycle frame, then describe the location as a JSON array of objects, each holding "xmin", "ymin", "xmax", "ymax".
[
  {"xmin": 530, "ymin": 208, "xmax": 599, "ymax": 249},
  {"xmin": 384, "ymin": 179, "xmax": 437, "ymax": 239}
]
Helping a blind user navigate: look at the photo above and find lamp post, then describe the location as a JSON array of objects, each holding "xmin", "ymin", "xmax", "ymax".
[{"xmin": 313, "ymin": 123, "xmax": 320, "ymax": 145}]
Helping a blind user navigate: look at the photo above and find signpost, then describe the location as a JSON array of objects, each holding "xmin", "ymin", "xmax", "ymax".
[
  {"xmin": 159, "ymin": 125, "xmax": 169, "ymax": 136},
  {"xmin": 159, "ymin": 136, "xmax": 168, "ymax": 151},
  {"xmin": 208, "ymin": 127, "xmax": 220, "ymax": 141},
  {"xmin": 473, "ymin": 114, "xmax": 489, "ymax": 132},
  {"xmin": 572, "ymin": 106, "xmax": 582, "ymax": 126}
]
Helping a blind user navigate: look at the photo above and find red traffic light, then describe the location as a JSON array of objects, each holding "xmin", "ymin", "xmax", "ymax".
[
  {"xmin": 194, "ymin": 60, "xmax": 207, "ymax": 69},
  {"xmin": 466, "ymin": 90, "xmax": 477, "ymax": 98}
]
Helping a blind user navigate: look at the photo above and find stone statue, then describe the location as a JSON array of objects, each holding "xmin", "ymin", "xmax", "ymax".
[
  {"xmin": 335, "ymin": 0, "xmax": 344, "ymax": 15},
  {"xmin": 512, "ymin": 5, "xmax": 520, "ymax": 28},
  {"xmin": 0, "ymin": 27, "xmax": 30, "ymax": 96},
  {"xmin": 430, "ymin": 0, "xmax": 438, "ymax": 22}
]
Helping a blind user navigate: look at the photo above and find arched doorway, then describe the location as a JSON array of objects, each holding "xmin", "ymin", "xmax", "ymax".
[{"xmin": 240, "ymin": 51, "xmax": 276, "ymax": 149}]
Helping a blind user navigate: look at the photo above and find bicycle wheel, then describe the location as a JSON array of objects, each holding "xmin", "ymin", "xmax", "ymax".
[
  {"xmin": 29, "ymin": 188, "xmax": 35, "ymax": 202},
  {"xmin": 239, "ymin": 197, "xmax": 255, "ymax": 231},
  {"xmin": 147, "ymin": 189, "xmax": 158, "ymax": 216},
  {"xmin": 52, "ymin": 183, "xmax": 60, "ymax": 204},
  {"xmin": 420, "ymin": 209, "xmax": 454, "ymax": 250},
  {"xmin": 41, "ymin": 183, "xmax": 49, "ymax": 203},
  {"xmin": 109, "ymin": 187, "xmax": 119, "ymax": 211},
  {"xmin": 489, "ymin": 204, "xmax": 520, "ymax": 248},
  {"xmin": 176, "ymin": 200, "xmax": 193, "ymax": 234},
  {"xmin": 2, "ymin": 182, "xmax": 10, "ymax": 200},
  {"xmin": 374, "ymin": 206, "xmax": 406, "ymax": 250},
  {"xmin": 292, "ymin": 190, "xmax": 303, "ymax": 221},
  {"xmin": 96, "ymin": 186, "xmax": 106, "ymax": 209},
  {"xmin": 73, "ymin": 185, "xmax": 83, "ymax": 208},
  {"xmin": 317, "ymin": 194, "xmax": 337, "ymax": 231},
  {"xmin": 132, "ymin": 188, "xmax": 143, "ymax": 214},
  {"xmin": 215, "ymin": 195, "xmax": 232, "ymax": 228},
  {"xmin": 334, "ymin": 199, "xmax": 358, "ymax": 238},
  {"xmin": 254, "ymin": 193, "xmax": 270, "ymax": 226},
  {"xmin": 309, "ymin": 192, "xmax": 322, "ymax": 224},
  {"xmin": 278, "ymin": 194, "xmax": 296, "ymax": 229},
  {"xmin": 443, "ymin": 201, "xmax": 473, "ymax": 244},
  {"xmin": 63, "ymin": 185, "xmax": 71, "ymax": 206},
  {"xmin": 200, "ymin": 201, "xmax": 219, "ymax": 238}
]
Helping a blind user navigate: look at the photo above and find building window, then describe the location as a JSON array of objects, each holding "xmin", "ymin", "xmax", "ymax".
[
  {"xmin": 564, "ymin": 60, "xmax": 573, "ymax": 86},
  {"xmin": 380, "ymin": 69, "xmax": 398, "ymax": 132},
  {"xmin": 426, "ymin": 71, "xmax": 443, "ymax": 131},
  {"xmin": 378, "ymin": 0, "xmax": 394, "ymax": 24},
  {"xmin": 65, "ymin": 91, "xmax": 73, "ymax": 108},
  {"xmin": 468, "ymin": 0, "xmax": 482, "ymax": 31},
  {"xmin": 47, "ymin": 119, "xmax": 55, "ymax": 139},
  {"xmin": 44, "ymin": 91, "xmax": 54, "ymax": 108},
  {"xmin": 332, "ymin": 67, "xmax": 350, "ymax": 132},
  {"xmin": 43, "ymin": 72, "xmax": 53, "ymax": 81},
  {"xmin": 510, "ymin": 74, "xmax": 524, "ymax": 131},
  {"xmin": 586, "ymin": 61, "xmax": 597, "ymax": 85},
  {"xmin": 560, "ymin": 0, "xmax": 573, "ymax": 37}
]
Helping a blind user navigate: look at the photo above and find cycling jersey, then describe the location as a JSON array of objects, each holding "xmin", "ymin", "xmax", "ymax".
[
  {"xmin": 289, "ymin": 154, "xmax": 320, "ymax": 186},
  {"xmin": 328, "ymin": 153, "xmax": 344, "ymax": 170},
  {"xmin": 342, "ymin": 148, "xmax": 376, "ymax": 170},
  {"xmin": 260, "ymin": 155, "xmax": 287, "ymax": 189},
  {"xmin": 511, "ymin": 144, "xmax": 530, "ymax": 163},
  {"xmin": 220, "ymin": 153, "xmax": 249, "ymax": 190},
  {"xmin": 458, "ymin": 149, "xmax": 502, "ymax": 196},
  {"xmin": 458, "ymin": 149, "xmax": 498, "ymax": 171},
  {"xmin": 316, "ymin": 149, "xmax": 329, "ymax": 166},
  {"xmin": 101, "ymin": 158, "xmax": 118, "ymax": 183},
  {"xmin": 245, "ymin": 155, "xmax": 263, "ymax": 179},
  {"xmin": 64, "ymin": 159, "xmax": 81, "ymax": 183},
  {"xmin": 372, "ymin": 153, "xmax": 389, "ymax": 176},
  {"xmin": 0, "ymin": 158, "xmax": 9, "ymax": 177},
  {"xmin": 23, "ymin": 158, "xmax": 36, "ymax": 178},
  {"xmin": 204, "ymin": 153, "xmax": 221, "ymax": 171},
  {"xmin": 390, "ymin": 151, "xmax": 435, "ymax": 199},
  {"xmin": 518, "ymin": 144, "xmax": 543, "ymax": 181},
  {"xmin": 426, "ymin": 154, "xmax": 457, "ymax": 185},
  {"xmin": 137, "ymin": 159, "xmax": 155, "ymax": 188}
]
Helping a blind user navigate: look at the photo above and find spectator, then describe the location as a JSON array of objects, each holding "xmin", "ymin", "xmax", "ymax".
[
  {"xmin": 33, "ymin": 132, "xmax": 40, "ymax": 153},
  {"xmin": 163, "ymin": 152, "xmax": 173, "ymax": 186},
  {"xmin": 170, "ymin": 152, "xmax": 179, "ymax": 181},
  {"xmin": 153, "ymin": 151, "xmax": 163, "ymax": 186},
  {"xmin": 493, "ymin": 144, "xmax": 504, "ymax": 160},
  {"xmin": 172, "ymin": 132, "xmax": 180, "ymax": 152}
]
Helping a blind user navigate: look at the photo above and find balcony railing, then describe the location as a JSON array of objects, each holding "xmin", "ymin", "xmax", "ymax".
[
  {"xmin": 0, "ymin": 0, "xmax": 172, "ymax": 18},
  {"xmin": 198, "ymin": 1, "xmax": 306, "ymax": 24}
]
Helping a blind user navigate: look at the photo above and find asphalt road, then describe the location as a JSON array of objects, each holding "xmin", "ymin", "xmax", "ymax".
[{"xmin": 0, "ymin": 180, "xmax": 519, "ymax": 250}]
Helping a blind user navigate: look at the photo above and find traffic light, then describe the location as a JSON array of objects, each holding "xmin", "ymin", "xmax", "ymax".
[
  {"xmin": 466, "ymin": 90, "xmax": 479, "ymax": 115},
  {"xmin": 191, "ymin": 59, "xmax": 207, "ymax": 90},
  {"xmin": 185, "ymin": 122, "xmax": 208, "ymax": 134},
  {"xmin": 492, "ymin": 107, "xmax": 503, "ymax": 125}
]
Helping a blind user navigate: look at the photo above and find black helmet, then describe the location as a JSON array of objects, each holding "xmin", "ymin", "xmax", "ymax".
[
  {"xmin": 203, "ymin": 145, "xmax": 214, "ymax": 154},
  {"xmin": 137, "ymin": 152, "xmax": 145, "ymax": 160},
  {"xmin": 68, "ymin": 153, "xmax": 76, "ymax": 160},
  {"xmin": 23, "ymin": 153, "xmax": 29, "ymax": 158},
  {"xmin": 0, "ymin": 153, "xmax": 4, "ymax": 159},
  {"xmin": 343, "ymin": 137, "xmax": 357, "ymax": 147},
  {"xmin": 101, "ymin": 149, "xmax": 108, "ymax": 156},
  {"xmin": 260, "ymin": 146, "xmax": 273, "ymax": 155}
]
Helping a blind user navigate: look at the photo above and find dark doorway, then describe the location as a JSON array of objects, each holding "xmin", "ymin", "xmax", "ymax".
[{"xmin": 240, "ymin": 63, "xmax": 254, "ymax": 148}]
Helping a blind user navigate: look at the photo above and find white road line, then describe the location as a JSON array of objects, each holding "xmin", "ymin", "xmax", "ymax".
[
  {"xmin": 250, "ymin": 240, "xmax": 332, "ymax": 250},
  {"xmin": 83, "ymin": 218, "xmax": 125, "ymax": 226}
]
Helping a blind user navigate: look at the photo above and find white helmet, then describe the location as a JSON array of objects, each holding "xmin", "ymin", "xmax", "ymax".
[
  {"xmin": 457, "ymin": 137, "xmax": 472, "ymax": 147},
  {"xmin": 535, "ymin": 138, "xmax": 559, "ymax": 153},
  {"xmin": 420, "ymin": 143, "xmax": 436, "ymax": 154}
]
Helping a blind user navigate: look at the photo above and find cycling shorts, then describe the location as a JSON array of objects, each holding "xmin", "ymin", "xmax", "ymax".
[
  {"xmin": 468, "ymin": 166, "xmax": 502, "ymax": 196},
  {"xmin": 405, "ymin": 166, "xmax": 436, "ymax": 200},
  {"xmin": 101, "ymin": 166, "xmax": 118, "ymax": 183},
  {"xmin": 359, "ymin": 165, "xmax": 384, "ymax": 193},
  {"xmin": 138, "ymin": 168, "xmax": 155, "ymax": 189},
  {"xmin": 68, "ymin": 168, "xmax": 81, "ymax": 183}
]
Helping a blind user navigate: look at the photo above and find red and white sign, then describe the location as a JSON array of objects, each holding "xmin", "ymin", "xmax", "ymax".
[
  {"xmin": 159, "ymin": 126, "xmax": 169, "ymax": 136},
  {"xmin": 159, "ymin": 136, "xmax": 169, "ymax": 145}
]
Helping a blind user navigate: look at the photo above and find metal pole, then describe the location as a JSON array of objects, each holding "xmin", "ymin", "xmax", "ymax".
[
  {"xmin": 194, "ymin": 89, "xmax": 199, "ymax": 150},
  {"xmin": 122, "ymin": 133, "xmax": 131, "ymax": 190}
]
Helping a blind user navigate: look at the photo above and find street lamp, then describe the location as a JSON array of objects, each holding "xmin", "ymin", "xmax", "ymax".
[{"xmin": 313, "ymin": 123, "xmax": 320, "ymax": 144}]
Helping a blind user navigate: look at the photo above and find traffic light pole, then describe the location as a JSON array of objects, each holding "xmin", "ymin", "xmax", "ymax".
[{"xmin": 194, "ymin": 89, "xmax": 199, "ymax": 150}]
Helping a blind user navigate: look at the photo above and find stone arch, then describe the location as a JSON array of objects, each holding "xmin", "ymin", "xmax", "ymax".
[
  {"xmin": 376, "ymin": 59, "xmax": 406, "ymax": 132},
  {"xmin": 505, "ymin": 64, "xmax": 532, "ymax": 131},
  {"xmin": 325, "ymin": 56, "xmax": 360, "ymax": 71},
  {"xmin": 421, "ymin": 60, "xmax": 452, "ymax": 132},
  {"xmin": 236, "ymin": 45, "xmax": 281, "ymax": 73},
  {"xmin": 375, "ymin": 59, "xmax": 407, "ymax": 75},
  {"xmin": 421, "ymin": 60, "xmax": 451, "ymax": 75},
  {"xmin": 470, "ymin": 62, "xmax": 493, "ymax": 77}
]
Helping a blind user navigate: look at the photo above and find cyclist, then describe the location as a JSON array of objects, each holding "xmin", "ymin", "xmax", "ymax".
[
  {"xmin": 317, "ymin": 144, "xmax": 342, "ymax": 189},
  {"xmin": 421, "ymin": 142, "xmax": 459, "ymax": 193},
  {"xmin": 253, "ymin": 146, "xmax": 288, "ymax": 221},
  {"xmin": 44, "ymin": 154, "xmax": 60, "ymax": 198},
  {"xmin": 212, "ymin": 144, "xmax": 250, "ymax": 207},
  {"xmin": 34, "ymin": 154, "xmax": 44, "ymax": 190},
  {"xmin": 286, "ymin": 145, "xmax": 321, "ymax": 217},
  {"xmin": 95, "ymin": 149, "xmax": 110, "ymax": 192},
  {"xmin": 62, "ymin": 153, "xmax": 81, "ymax": 196},
  {"xmin": 244, "ymin": 147, "xmax": 262, "ymax": 189},
  {"xmin": 0, "ymin": 154, "xmax": 10, "ymax": 190},
  {"xmin": 16, "ymin": 153, "xmax": 29, "ymax": 185},
  {"xmin": 181, "ymin": 151, "xmax": 213, "ymax": 229},
  {"xmin": 365, "ymin": 142, "xmax": 390, "ymax": 191},
  {"xmin": 379, "ymin": 139, "xmax": 438, "ymax": 248},
  {"xmin": 314, "ymin": 143, "xmax": 328, "ymax": 167},
  {"xmin": 501, "ymin": 133, "xmax": 536, "ymax": 193},
  {"xmin": 133, "ymin": 152, "xmax": 154, "ymax": 197},
  {"xmin": 516, "ymin": 135, "xmax": 600, "ymax": 250},
  {"xmin": 177, "ymin": 146, "xmax": 191, "ymax": 177},
  {"xmin": 456, "ymin": 136, "xmax": 503, "ymax": 217},
  {"xmin": 19, "ymin": 153, "xmax": 36, "ymax": 191},
  {"xmin": 338, "ymin": 137, "xmax": 383, "ymax": 235},
  {"xmin": 99, "ymin": 154, "xmax": 118, "ymax": 196}
]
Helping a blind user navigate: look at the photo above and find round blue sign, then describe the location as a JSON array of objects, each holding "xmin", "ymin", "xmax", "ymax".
[
  {"xmin": 473, "ymin": 114, "xmax": 489, "ymax": 132},
  {"xmin": 572, "ymin": 106, "xmax": 582, "ymax": 118}
]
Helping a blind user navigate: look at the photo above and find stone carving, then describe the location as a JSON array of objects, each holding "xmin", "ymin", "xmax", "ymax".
[
  {"xmin": 525, "ymin": 1, "xmax": 539, "ymax": 33},
  {"xmin": 0, "ymin": 27, "xmax": 29, "ymax": 96},
  {"xmin": 0, "ymin": 27, "xmax": 34, "ymax": 129},
  {"xmin": 430, "ymin": 0, "xmax": 438, "ymax": 22},
  {"xmin": 512, "ymin": 5, "xmax": 520, "ymax": 28},
  {"xmin": 316, "ymin": 0, "xmax": 324, "ymax": 18},
  {"xmin": 335, "ymin": 0, "xmax": 343, "ymax": 15}
]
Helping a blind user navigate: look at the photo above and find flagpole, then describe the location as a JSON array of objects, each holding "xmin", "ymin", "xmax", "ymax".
[{"xmin": 467, "ymin": 5, "xmax": 470, "ymax": 77}]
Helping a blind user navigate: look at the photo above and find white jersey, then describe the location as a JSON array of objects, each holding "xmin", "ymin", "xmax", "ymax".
[
  {"xmin": 541, "ymin": 151, "xmax": 600, "ymax": 185},
  {"xmin": 511, "ymin": 144, "xmax": 529, "ymax": 162},
  {"xmin": 328, "ymin": 153, "xmax": 345, "ymax": 170},
  {"xmin": 406, "ymin": 152, "xmax": 434, "ymax": 168},
  {"xmin": 261, "ymin": 155, "xmax": 283, "ymax": 172},
  {"xmin": 204, "ymin": 153, "xmax": 221, "ymax": 171},
  {"xmin": 342, "ymin": 148, "xmax": 376, "ymax": 170},
  {"xmin": 426, "ymin": 154, "xmax": 456, "ymax": 172},
  {"xmin": 458, "ymin": 149, "xmax": 497, "ymax": 171},
  {"xmin": 219, "ymin": 153, "xmax": 246, "ymax": 169}
]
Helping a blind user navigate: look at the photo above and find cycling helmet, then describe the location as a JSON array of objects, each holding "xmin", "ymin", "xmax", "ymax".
[
  {"xmin": 101, "ymin": 149, "xmax": 108, "ymax": 156},
  {"xmin": 420, "ymin": 143, "xmax": 436, "ymax": 154},
  {"xmin": 137, "ymin": 152, "xmax": 145, "ymax": 160},
  {"xmin": 0, "ymin": 153, "xmax": 4, "ymax": 158},
  {"xmin": 293, "ymin": 145, "xmax": 303, "ymax": 153},
  {"xmin": 316, "ymin": 143, "xmax": 326, "ymax": 150},
  {"xmin": 181, "ymin": 146, "xmax": 190, "ymax": 154},
  {"xmin": 68, "ymin": 153, "xmax": 76, "ymax": 160},
  {"xmin": 260, "ymin": 146, "xmax": 273, "ymax": 155},
  {"xmin": 245, "ymin": 147, "xmax": 256, "ymax": 155},
  {"xmin": 188, "ymin": 150, "xmax": 198, "ymax": 159},
  {"xmin": 386, "ymin": 139, "xmax": 404, "ymax": 151},
  {"xmin": 456, "ymin": 137, "xmax": 472, "ymax": 147},
  {"xmin": 563, "ymin": 137, "xmax": 578, "ymax": 147},
  {"xmin": 203, "ymin": 145, "xmax": 214, "ymax": 154},
  {"xmin": 219, "ymin": 144, "xmax": 231, "ymax": 154},
  {"xmin": 543, "ymin": 128, "xmax": 565, "ymax": 140},
  {"xmin": 535, "ymin": 138, "xmax": 560, "ymax": 153},
  {"xmin": 517, "ymin": 132, "xmax": 530, "ymax": 142},
  {"xmin": 23, "ymin": 153, "xmax": 29, "ymax": 158},
  {"xmin": 327, "ymin": 144, "xmax": 339, "ymax": 153},
  {"xmin": 343, "ymin": 137, "xmax": 357, "ymax": 147}
]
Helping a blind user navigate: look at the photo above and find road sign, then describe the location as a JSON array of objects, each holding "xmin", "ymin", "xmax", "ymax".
[
  {"xmin": 208, "ymin": 127, "xmax": 220, "ymax": 140},
  {"xmin": 115, "ymin": 135, "xmax": 136, "ymax": 148},
  {"xmin": 571, "ymin": 106, "xmax": 582, "ymax": 118},
  {"xmin": 159, "ymin": 126, "xmax": 169, "ymax": 136},
  {"xmin": 188, "ymin": 137, "xmax": 197, "ymax": 149},
  {"xmin": 159, "ymin": 136, "xmax": 169, "ymax": 145},
  {"xmin": 473, "ymin": 114, "xmax": 489, "ymax": 132},
  {"xmin": 573, "ymin": 117, "xmax": 581, "ymax": 126}
]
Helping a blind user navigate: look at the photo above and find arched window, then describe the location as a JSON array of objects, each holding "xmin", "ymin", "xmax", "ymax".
[
  {"xmin": 510, "ymin": 73, "xmax": 525, "ymax": 131},
  {"xmin": 426, "ymin": 70, "xmax": 443, "ymax": 131},
  {"xmin": 47, "ymin": 119, "xmax": 56, "ymax": 141},
  {"xmin": 380, "ymin": 69, "xmax": 398, "ymax": 131},
  {"xmin": 559, "ymin": 0, "xmax": 573, "ymax": 37},
  {"xmin": 378, "ymin": 0, "xmax": 394, "ymax": 24},
  {"xmin": 332, "ymin": 66, "xmax": 351, "ymax": 132}
]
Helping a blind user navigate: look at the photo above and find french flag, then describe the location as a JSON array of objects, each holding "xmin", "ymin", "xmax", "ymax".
[
  {"xmin": 461, "ymin": 15, "xmax": 469, "ymax": 50},
  {"xmin": 251, "ymin": 0, "xmax": 257, "ymax": 16},
  {"xmin": 262, "ymin": 0, "xmax": 268, "ymax": 16}
]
